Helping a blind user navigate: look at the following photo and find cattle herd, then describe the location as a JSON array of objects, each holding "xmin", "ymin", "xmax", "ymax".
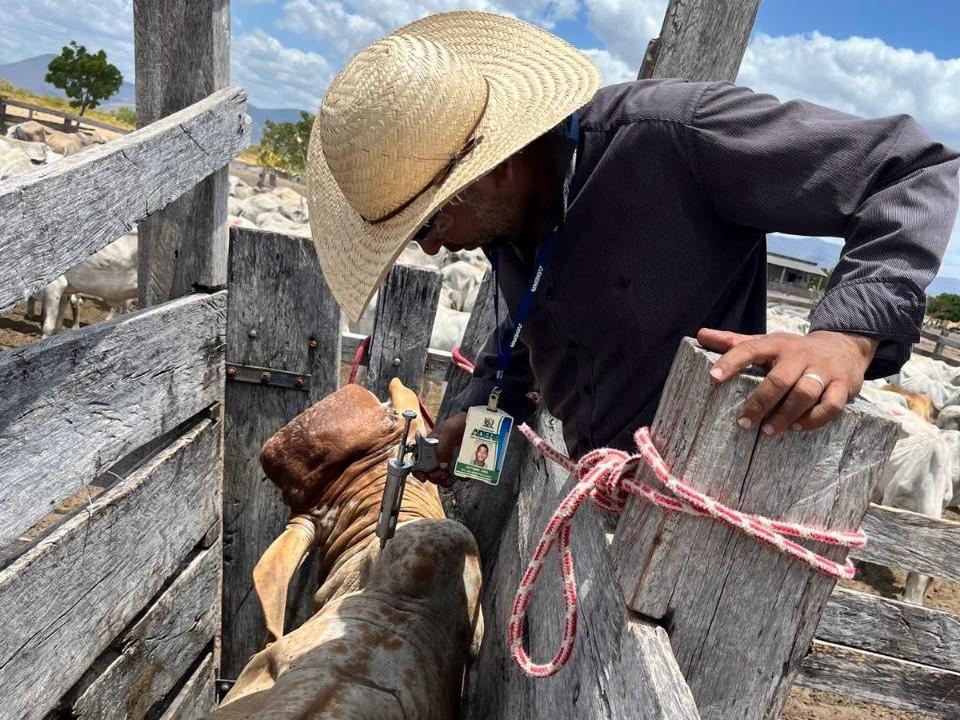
[{"xmin": 5, "ymin": 123, "xmax": 959, "ymax": 616}]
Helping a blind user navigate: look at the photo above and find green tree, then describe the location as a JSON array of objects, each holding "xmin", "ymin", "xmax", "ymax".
[
  {"xmin": 927, "ymin": 293, "xmax": 960, "ymax": 323},
  {"xmin": 45, "ymin": 42, "xmax": 123, "ymax": 116},
  {"xmin": 111, "ymin": 106, "xmax": 137, "ymax": 127},
  {"xmin": 259, "ymin": 111, "xmax": 314, "ymax": 177}
]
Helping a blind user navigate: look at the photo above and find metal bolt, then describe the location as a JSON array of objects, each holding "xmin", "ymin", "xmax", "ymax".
[
  {"xmin": 226, "ymin": 366, "xmax": 237, "ymax": 378},
  {"xmin": 392, "ymin": 357, "xmax": 401, "ymax": 368},
  {"xmin": 248, "ymin": 329, "xmax": 257, "ymax": 338},
  {"xmin": 294, "ymin": 376, "xmax": 305, "ymax": 389},
  {"xmin": 260, "ymin": 371, "xmax": 271, "ymax": 383},
  {"xmin": 308, "ymin": 337, "xmax": 318, "ymax": 349}
]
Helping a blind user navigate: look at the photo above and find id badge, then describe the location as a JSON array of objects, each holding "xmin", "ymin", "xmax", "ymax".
[{"xmin": 455, "ymin": 405, "xmax": 513, "ymax": 485}]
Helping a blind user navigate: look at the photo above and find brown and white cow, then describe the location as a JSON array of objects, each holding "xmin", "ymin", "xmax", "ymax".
[{"xmin": 210, "ymin": 379, "xmax": 482, "ymax": 719}]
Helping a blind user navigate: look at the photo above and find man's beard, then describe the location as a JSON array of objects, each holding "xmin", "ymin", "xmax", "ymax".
[{"xmin": 460, "ymin": 184, "xmax": 527, "ymax": 250}]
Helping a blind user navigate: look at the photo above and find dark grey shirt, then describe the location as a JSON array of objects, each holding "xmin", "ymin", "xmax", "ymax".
[{"xmin": 459, "ymin": 79, "xmax": 960, "ymax": 458}]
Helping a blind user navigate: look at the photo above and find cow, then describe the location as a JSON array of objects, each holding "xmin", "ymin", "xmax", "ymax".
[
  {"xmin": 41, "ymin": 231, "xmax": 138, "ymax": 338},
  {"xmin": 861, "ymin": 384, "xmax": 958, "ymax": 604},
  {"xmin": 210, "ymin": 379, "xmax": 482, "ymax": 719}
]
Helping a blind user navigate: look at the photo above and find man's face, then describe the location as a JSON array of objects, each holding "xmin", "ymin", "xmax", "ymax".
[
  {"xmin": 415, "ymin": 174, "xmax": 525, "ymax": 255},
  {"xmin": 475, "ymin": 445, "xmax": 488, "ymax": 464}
]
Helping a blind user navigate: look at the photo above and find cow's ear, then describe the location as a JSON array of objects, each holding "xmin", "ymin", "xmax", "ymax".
[
  {"xmin": 388, "ymin": 378, "xmax": 426, "ymax": 437},
  {"xmin": 253, "ymin": 516, "xmax": 317, "ymax": 642}
]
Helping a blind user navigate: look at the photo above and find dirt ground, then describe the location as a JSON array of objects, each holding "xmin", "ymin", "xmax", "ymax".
[{"xmin": 3, "ymin": 301, "xmax": 957, "ymax": 718}]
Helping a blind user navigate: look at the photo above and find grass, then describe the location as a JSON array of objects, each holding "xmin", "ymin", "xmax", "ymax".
[
  {"xmin": 237, "ymin": 143, "xmax": 263, "ymax": 166},
  {"xmin": 0, "ymin": 79, "xmax": 135, "ymax": 130}
]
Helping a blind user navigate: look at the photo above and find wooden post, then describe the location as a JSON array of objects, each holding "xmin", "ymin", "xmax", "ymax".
[
  {"xmin": 221, "ymin": 228, "xmax": 341, "ymax": 679},
  {"xmin": 436, "ymin": 271, "xmax": 495, "ymax": 423},
  {"xmin": 611, "ymin": 339, "xmax": 899, "ymax": 719},
  {"xmin": 462, "ymin": 412, "xmax": 700, "ymax": 720},
  {"xmin": 134, "ymin": 0, "xmax": 233, "ymax": 306},
  {"xmin": 363, "ymin": 264, "xmax": 442, "ymax": 401},
  {"xmin": 640, "ymin": 0, "xmax": 761, "ymax": 81}
]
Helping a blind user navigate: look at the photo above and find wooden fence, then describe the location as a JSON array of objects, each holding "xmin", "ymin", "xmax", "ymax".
[
  {"xmin": 217, "ymin": 226, "xmax": 960, "ymax": 718},
  {"xmin": 0, "ymin": 96, "xmax": 131, "ymax": 135},
  {"xmin": 0, "ymin": 1, "xmax": 247, "ymax": 718}
]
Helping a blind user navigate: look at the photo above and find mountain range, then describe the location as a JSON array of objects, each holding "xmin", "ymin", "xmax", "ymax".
[{"xmin": 0, "ymin": 53, "xmax": 305, "ymax": 142}]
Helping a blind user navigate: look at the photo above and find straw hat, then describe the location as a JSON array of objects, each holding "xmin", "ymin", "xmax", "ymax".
[{"xmin": 306, "ymin": 11, "xmax": 601, "ymax": 323}]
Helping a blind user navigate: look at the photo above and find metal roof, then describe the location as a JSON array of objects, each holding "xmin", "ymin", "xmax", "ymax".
[{"xmin": 766, "ymin": 252, "xmax": 828, "ymax": 278}]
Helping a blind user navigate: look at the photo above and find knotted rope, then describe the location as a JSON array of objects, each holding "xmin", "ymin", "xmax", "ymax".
[{"xmin": 509, "ymin": 423, "xmax": 866, "ymax": 678}]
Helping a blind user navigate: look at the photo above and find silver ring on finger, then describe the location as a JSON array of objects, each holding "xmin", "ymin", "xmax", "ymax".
[{"xmin": 800, "ymin": 372, "xmax": 826, "ymax": 393}]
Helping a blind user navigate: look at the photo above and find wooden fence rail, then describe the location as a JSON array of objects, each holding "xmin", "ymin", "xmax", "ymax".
[
  {"xmin": 0, "ymin": 85, "xmax": 249, "ymax": 315},
  {"xmin": 0, "ymin": 292, "xmax": 225, "ymax": 547},
  {"xmin": 0, "ymin": 96, "xmax": 131, "ymax": 135},
  {"xmin": 0, "ymin": 417, "xmax": 221, "ymax": 720}
]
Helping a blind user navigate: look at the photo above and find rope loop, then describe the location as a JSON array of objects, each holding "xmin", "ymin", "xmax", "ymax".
[{"xmin": 509, "ymin": 423, "xmax": 866, "ymax": 678}]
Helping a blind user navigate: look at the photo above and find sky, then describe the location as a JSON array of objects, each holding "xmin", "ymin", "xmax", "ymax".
[{"xmin": 1, "ymin": 0, "xmax": 958, "ymax": 274}]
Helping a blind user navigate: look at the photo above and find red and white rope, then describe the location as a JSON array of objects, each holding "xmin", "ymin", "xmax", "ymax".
[{"xmin": 508, "ymin": 423, "xmax": 866, "ymax": 678}]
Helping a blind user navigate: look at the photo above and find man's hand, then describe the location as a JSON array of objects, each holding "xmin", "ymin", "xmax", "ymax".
[
  {"xmin": 412, "ymin": 411, "xmax": 467, "ymax": 487},
  {"xmin": 697, "ymin": 328, "xmax": 880, "ymax": 436}
]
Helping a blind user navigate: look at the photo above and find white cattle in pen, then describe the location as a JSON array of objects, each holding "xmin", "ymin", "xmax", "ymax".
[
  {"xmin": 859, "ymin": 383, "xmax": 959, "ymax": 604},
  {"xmin": 41, "ymin": 231, "xmax": 138, "ymax": 338},
  {"xmin": 765, "ymin": 304, "xmax": 811, "ymax": 335},
  {"xmin": 441, "ymin": 261, "xmax": 485, "ymax": 313},
  {"xmin": 888, "ymin": 354, "xmax": 960, "ymax": 411}
]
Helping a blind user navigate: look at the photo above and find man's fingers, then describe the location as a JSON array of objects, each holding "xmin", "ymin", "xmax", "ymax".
[
  {"xmin": 697, "ymin": 327, "xmax": 752, "ymax": 353},
  {"xmin": 708, "ymin": 336, "xmax": 782, "ymax": 384},
  {"xmin": 792, "ymin": 381, "xmax": 849, "ymax": 431},
  {"xmin": 762, "ymin": 372, "xmax": 828, "ymax": 435},
  {"xmin": 737, "ymin": 360, "xmax": 805, "ymax": 431}
]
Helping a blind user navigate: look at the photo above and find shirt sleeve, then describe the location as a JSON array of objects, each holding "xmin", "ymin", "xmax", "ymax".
[
  {"xmin": 456, "ymin": 322, "xmax": 538, "ymax": 422},
  {"xmin": 687, "ymin": 82, "xmax": 960, "ymax": 378}
]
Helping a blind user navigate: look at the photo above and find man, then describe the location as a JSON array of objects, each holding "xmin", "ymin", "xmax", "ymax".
[{"xmin": 306, "ymin": 11, "xmax": 960, "ymax": 484}]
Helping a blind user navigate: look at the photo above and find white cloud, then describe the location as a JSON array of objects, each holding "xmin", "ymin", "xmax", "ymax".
[
  {"xmin": 738, "ymin": 32, "xmax": 960, "ymax": 149},
  {"xmin": 0, "ymin": 0, "xmax": 134, "ymax": 76},
  {"xmin": 582, "ymin": 0, "xmax": 664, "ymax": 71},
  {"xmin": 581, "ymin": 48, "xmax": 634, "ymax": 84},
  {"xmin": 277, "ymin": 0, "xmax": 580, "ymax": 64},
  {"xmin": 231, "ymin": 29, "xmax": 332, "ymax": 109}
]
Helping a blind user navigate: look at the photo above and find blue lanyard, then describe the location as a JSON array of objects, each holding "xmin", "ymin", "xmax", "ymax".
[{"xmin": 490, "ymin": 226, "xmax": 560, "ymax": 388}]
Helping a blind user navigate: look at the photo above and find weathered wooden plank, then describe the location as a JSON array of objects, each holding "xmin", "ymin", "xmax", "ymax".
[
  {"xmin": 819, "ymin": 587, "xmax": 960, "ymax": 674},
  {"xmin": 222, "ymin": 227, "xmax": 340, "ymax": 679},
  {"xmin": 853, "ymin": 503, "xmax": 960, "ymax": 583},
  {"xmin": 0, "ymin": 291, "xmax": 225, "ymax": 548},
  {"xmin": 134, "ymin": 0, "xmax": 235, "ymax": 305},
  {"xmin": 159, "ymin": 652, "xmax": 217, "ymax": 720},
  {"xmin": 364, "ymin": 264, "xmax": 442, "ymax": 400},
  {"xmin": 437, "ymin": 271, "xmax": 495, "ymax": 420},
  {"xmin": 464, "ymin": 411, "xmax": 700, "ymax": 720},
  {"xmin": 610, "ymin": 338, "xmax": 899, "ymax": 720},
  {"xmin": 797, "ymin": 640, "xmax": 960, "ymax": 719},
  {"xmin": 70, "ymin": 541, "xmax": 221, "ymax": 720},
  {"xmin": 0, "ymin": 418, "xmax": 221, "ymax": 720},
  {"xmin": 0, "ymin": 88, "xmax": 249, "ymax": 315},
  {"xmin": 645, "ymin": 0, "xmax": 761, "ymax": 82},
  {"xmin": 342, "ymin": 331, "xmax": 453, "ymax": 384}
]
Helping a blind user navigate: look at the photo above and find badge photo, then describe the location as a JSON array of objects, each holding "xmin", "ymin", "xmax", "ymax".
[{"xmin": 454, "ymin": 406, "xmax": 513, "ymax": 485}]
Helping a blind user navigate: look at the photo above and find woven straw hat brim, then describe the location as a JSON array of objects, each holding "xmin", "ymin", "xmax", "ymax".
[{"xmin": 306, "ymin": 11, "xmax": 601, "ymax": 323}]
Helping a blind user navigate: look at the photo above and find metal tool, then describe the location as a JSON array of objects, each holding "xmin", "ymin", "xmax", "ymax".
[{"xmin": 375, "ymin": 409, "xmax": 442, "ymax": 549}]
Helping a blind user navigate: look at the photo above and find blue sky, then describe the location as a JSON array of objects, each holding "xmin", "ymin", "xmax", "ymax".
[{"xmin": 1, "ymin": 0, "xmax": 958, "ymax": 275}]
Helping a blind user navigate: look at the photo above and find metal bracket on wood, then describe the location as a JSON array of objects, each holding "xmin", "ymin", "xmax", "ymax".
[{"xmin": 225, "ymin": 362, "xmax": 310, "ymax": 391}]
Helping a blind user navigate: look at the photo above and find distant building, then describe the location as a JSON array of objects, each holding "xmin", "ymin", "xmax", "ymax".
[{"xmin": 767, "ymin": 252, "xmax": 828, "ymax": 293}]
